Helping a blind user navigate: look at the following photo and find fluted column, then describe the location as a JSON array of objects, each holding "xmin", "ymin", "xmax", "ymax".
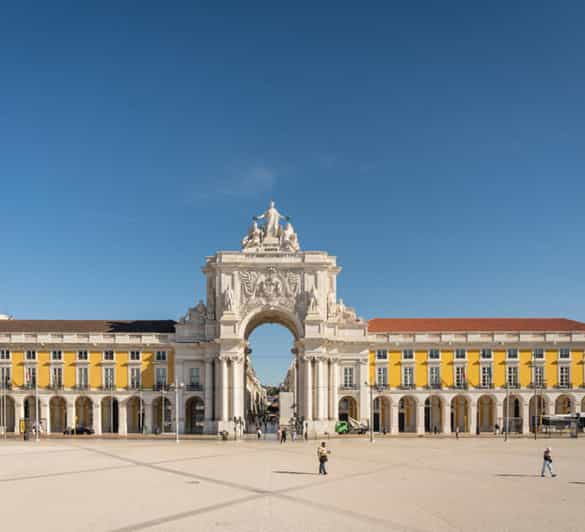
[
  {"xmin": 92, "ymin": 401, "xmax": 101, "ymax": 435},
  {"xmin": 231, "ymin": 355, "xmax": 244, "ymax": 421},
  {"xmin": 391, "ymin": 400, "xmax": 399, "ymax": 433},
  {"xmin": 496, "ymin": 400, "xmax": 504, "ymax": 433},
  {"xmin": 330, "ymin": 358, "xmax": 339, "ymax": 421},
  {"xmin": 315, "ymin": 357, "xmax": 326, "ymax": 420},
  {"xmin": 66, "ymin": 398, "xmax": 75, "ymax": 431},
  {"xmin": 204, "ymin": 358, "xmax": 213, "ymax": 421},
  {"xmin": 359, "ymin": 359, "xmax": 369, "ymax": 422},
  {"xmin": 119, "ymin": 400, "xmax": 127, "ymax": 435},
  {"xmin": 442, "ymin": 400, "xmax": 451, "ymax": 434},
  {"xmin": 220, "ymin": 357, "xmax": 229, "ymax": 422},
  {"xmin": 143, "ymin": 400, "xmax": 153, "ymax": 434},
  {"xmin": 42, "ymin": 399, "xmax": 51, "ymax": 433},
  {"xmin": 522, "ymin": 401, "xmax": 530, "ymax": 434},
  {"xmin": 469, "ymin": 400, "xmax": 477, "ymax": 435},
  {"xmin": 304, "ymin": 356, "xmax": 313, "ymax": 420},
  {"xmin": 416, "ymin": 402, "xmax": 425, "ymax": 434}
]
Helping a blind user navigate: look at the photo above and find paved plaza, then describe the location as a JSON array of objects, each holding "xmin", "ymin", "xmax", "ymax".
[{"xmin": 1, "ymin": 435, "xmax": 584, "ymax": 532}]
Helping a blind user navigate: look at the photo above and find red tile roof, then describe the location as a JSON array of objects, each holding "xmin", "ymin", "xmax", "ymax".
[
  {"xmin": 368, "ymin": 318, "xmax": 585, "ymax": 333},
  {"xmin": 0, "ymin": 320, "xmax": 176, "ymax": 334}
]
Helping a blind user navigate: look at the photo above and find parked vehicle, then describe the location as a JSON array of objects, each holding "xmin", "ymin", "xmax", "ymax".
[
  {"xmin": 63, "ymin": 426, "xmax": 94, "ymax": 435},
  {"xmin": 335, "ymin": 417, "xmax": 368, "ymax": 434}
]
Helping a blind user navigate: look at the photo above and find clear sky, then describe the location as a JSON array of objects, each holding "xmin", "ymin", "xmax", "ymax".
[{"xmin": 1, "ymin": 2, "xmax": 584, "ymax": 385}]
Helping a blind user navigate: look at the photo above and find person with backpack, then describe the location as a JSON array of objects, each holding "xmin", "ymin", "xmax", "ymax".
[
  {"xmin": 541, "ymin": 447, "xmax": 556, "ymax": 477},
  {"xmin": 317, "ymin": 441, "xmax": 331, "ymax": 475}
]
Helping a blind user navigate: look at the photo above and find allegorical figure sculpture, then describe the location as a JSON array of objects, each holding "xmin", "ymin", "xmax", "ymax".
[
  {"xmin": 253, "ymin": 200, "xmax": 290, "ymax": 239},
  {"xmin": 241, "ymin": 200, "xmax": 301, "ymax": 252},
  {"xmin": 241, "ymin": 221, "xmax": 262, "ymax": 249},
  {"xmin": 281, "ymin": 222, "xmax": 300, "ymax": 252},
  {"xmin": 223, "ymin": 286, "xmax": 234, "ymax": 312},
  {"xmin": 308, "ymin": 287, "xmax": 319, "ymax": 313}
]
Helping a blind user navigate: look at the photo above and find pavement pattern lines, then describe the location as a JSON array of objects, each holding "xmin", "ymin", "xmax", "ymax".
[{"xmin": 0, "ymin": 437, "xmax": 584, "ymax": 531}]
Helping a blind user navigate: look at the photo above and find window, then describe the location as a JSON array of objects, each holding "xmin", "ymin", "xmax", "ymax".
[
  {"xmin": 343, "ymin": 367, "xmax": 354, "ymax": 387},
  {"xmin": 481, "ymin": 366, "xmax": 492, "ymax": 387},
  {"xmin": 155, "ymin": 351, "xmax": 167, "ymax": 362},
  {"xmin": 455, "ymin": 349, "xmax": 466, "ymax": 360},
  {"xmin": 25, "ymin": 350, "xmax": 36, "ymax": 361},
  {"xmin": 533, "ymin": 366, "xmax": 544, "ymax": 386},
  {"xmin": 507, "ymin": 348, "xmax": 518, "ymax": 360},
  {"xmin": 429, "ymin": 366, "xmax": 441, "ymax": 387},
  {"xmin": 190, "ymin": 367, "xmax": 201, "ymax": 386},
  {"xmin": 77, "ymin": 367, "xmax": 89, "ymax": 388},
  {"xmin": 559, "ymin": 366, "xmax": 570, "ymax": 387},
  {"xmin": 155, "ymin": 367, "xmax": 167, "ymax": 386},
  {"xmin": 402, "ymin": 349, "xmax": 414, "ymax": 360},
  {"xmin": 103, "ymin": 350, "xmax": 115, "ymax": 361},
  {"xmin": 428, "ymin": 349, "xmax": 440, "ymax": 360},
  {"xmin": 402, "ymin": 366, "xmax": 414, "ymax": 387},
  {"xmin": 533, "ymin": 348, "xmax": 544, "ymax": 360},
  {"xmin": 375, "ymin": 349, "xmax": 388, "ymax": 360},
  {"xmin": 559, "ymin": 348, "xmax": 570, "ymax": 360},
  {"xmin": 480, "ymin": 349, "xmax": 492, "ymax": 360},
  {"xmin": 376, "ymin": 367, "xmax": 388, "ymax": 386},
  {"xmin": 0, "ymin": 349, "xmax": 10, "ymax": 360},
  {"xmin": 130, "ymin": 351, "xmax": 141, "ymax": 361},
  {"xmin": 103, "ymin": 367, "xmax": 115, "ymax": 389},
  {"xmin": 77, "ymin": 350, "xmax": 89, "ymax": 361},
  {"xmin": 25, "ymin": 366, "xmax": 36, "ymax": 387},
  {"xmin": 1, "ymin": 367, "xmax": 11, "ymax": 387},
  {"xmin": 506, "ymin": 366, "xmax": 518, "ymax": 387},
  {"xmin": 130, "ymin": 367, "xmax": 141, "ymax": 389},
  {"xmin": 455, "ymin": 366, "xmax": 466, "ymax": 387},
  {"xmin": 51, "ymin": 367, "xmax": 63, "ymax": 387},
  {"xmin": 51, "ymin": 350, "xmax": 62, "ymax": 361}
]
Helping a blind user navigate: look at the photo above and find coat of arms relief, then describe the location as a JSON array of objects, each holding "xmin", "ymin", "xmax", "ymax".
[{"xmin": 238, "ymin": 267, "xmax": 303, "ymax": 314}]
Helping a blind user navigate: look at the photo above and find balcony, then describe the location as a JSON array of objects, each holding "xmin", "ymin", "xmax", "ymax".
[
  {"xmin": 48, "ymin": 384, "xmax": 64, "ymax": 391},
  {"xmin": 451, "ymin": 383, "xmax": 468, "ymax": 390},
  {"xmin": 372, "ymin": 383, "xmax": 389, "ymax": 391},
  {"xmin": 126, "ymin": 384, "xmax": 143, "ymax": 391},
  {"xmin": 338, "ymin": 384, "xmax": 359, "ymax": 391},
  {"xmin": 425, "ymin": 383, "xmax": 443, "ymax": 390},
  {"xmin": 554, "ymin": 383, "xmax": 573, "ymax": 390},
  {"xmin": 399, "ymin": 383, "xmax": 416, "ymax": 390},
  {"xmin": 153, "ymin": 384, "xmax": 170, "ymax": 392},
  {"xmin": 476, "ymin": 383, "xmax": 494, "ymax": 390},
  {"xmin": 501, "ymin": 383, "xmax": 520, "ymax": 389},
  {"xmin": 74, "ymin": 384, "xmax": 90, "ymax": 391},
  {"xmin": 23, "ymin": 382, "xmax": 37, "ymax": 390},
  {"xmin": 0, "ymin": 382, "xmax": 12, "ymax": 390},
  {"xmin": 528, "ymin": 382, "xmax": 547, "ymax": 389},
  {"xmin": 186, "ymin": 384, "xmax": 204, "ymax": 392},
  {"xmin": 100, "ymin": 384, "xmax": 116, "ymax": 391}
]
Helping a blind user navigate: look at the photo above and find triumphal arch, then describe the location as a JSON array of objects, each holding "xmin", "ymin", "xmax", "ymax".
[{"xmin": 174, "ymin": 201, "xmax": 369, "ymax": 436}]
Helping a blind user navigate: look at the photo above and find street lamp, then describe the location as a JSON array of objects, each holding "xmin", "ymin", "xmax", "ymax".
[
  {"xmin": 175, "ymin": 380, "xmax": 184, "ymax": 443},
  {"xmin": 365, "ymin": 380, "xmax": 385, "ymax": 443}
]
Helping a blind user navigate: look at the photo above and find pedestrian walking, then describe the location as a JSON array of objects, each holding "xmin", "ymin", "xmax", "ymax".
[
  {"xmin": 317, "ymin": 441, "xmax": 331, "ymax": 475},
  {"xmin": 281, "ymin": 428, "xmax": 287, "ymax": 443},
  {"xmin": 433, "ymin": 425, "xmax": 438, "ymax": 435},
  {"xmin": 494, "ymin": 423, "xmax": 500, "ymax": 436},
  {"xmin": 277, "ymin": 428, "xmax": 281, "ymax": 442},
  {"xmin": 541, "ymin": 447, "xmax": 557, "ymax": 477},
  {"xmin": 291, "ymin": 429, "xmax": 296, "ymax": 441},
  {"xmin": 256, "ymin": 427, "xmax": 262, "ymax": 440},
  {"xmin": 455, "ymin": 426, "xmax": 459, "ymax": 439}
]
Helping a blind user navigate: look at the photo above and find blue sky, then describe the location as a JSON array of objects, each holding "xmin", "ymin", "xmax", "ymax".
[{"xmin": 1, "ymin": 2, "xmax": 584, "ymax": 384}]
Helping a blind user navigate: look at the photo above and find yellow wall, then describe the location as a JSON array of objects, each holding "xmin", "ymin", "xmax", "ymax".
[
  {"xmin": 64, "ymin": 352, "xmax": 76, "ymax": 387},
  {"xmin": 442, "ymin": 350, "xmax": 454, "ymax": 387},
  {"xmin": 116, "ymin": 351, "xmax": 128, "ymax": 389},
  {"xmin": 415, "ymin": 351, "xmax": 426, "ymax": 387},
  {"xmin": 545, "ymin": 350, "xmax": 557, "ymax": 387},
  {"xmin": 519, "ymin": 350, "xmax": 532, "ymax": 387},
  {"xmin": 572, "ymin": 350, "xmax": 583, "ymax": 388},
  {"xmin": 493, "ymin": 350, "xmax": 505, "ymax": 388},
  {"xmin": 368, "ymin": 351, "xmax": 375, "ymax": 385},
  {"xmin": 467, "ymin": 350, "xmax": 480, "ymax": 387},
  {"xmin": 12, "ymin": 351, "xmax": 24, "ymax": 387},
  {"xmin": 38, "ymin": 351, "xmax": 50, "ymax": 387},
  {"xmin": 389, "ymin": 351, "xmax": 401, "ymax": 387}
]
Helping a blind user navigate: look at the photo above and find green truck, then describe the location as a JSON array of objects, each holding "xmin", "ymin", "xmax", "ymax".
[{"xmin": 335, "ymin": 417, "xmax": 368, "ymax": 434}]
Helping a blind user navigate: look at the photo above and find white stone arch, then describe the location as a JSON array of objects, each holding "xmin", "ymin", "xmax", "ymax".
[
  {"xmin": 554, "ymin": 393, "xmax": 577, "ymax": 414},
  {"xmin": 240, "ymin": 305, "xmax": 304, "ymax": 341},
  {"xmin": 398, "ymin": 394, "xmax": 417, "ymax": 433}
]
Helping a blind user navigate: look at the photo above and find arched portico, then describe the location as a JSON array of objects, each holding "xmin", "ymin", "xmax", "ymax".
[
  {"xmin": 338, "ymin": 396, "xmax": 358, "ymax": 421},
  {"xmin": 555, "ymin": 394, "xmax": 575, "ymax": 414},
  {"xmin": 101, "ymin": 397, "xmax": 119, "ymax": 434},
  {"xmin": 399, "ymin": 396, "xmax": 417, "ymax": 433},
  {"xmin": 49, "ymin": 396, "xmax": 67, "ymax": 433},
  {"xmin": 373, "ymin": 396, "xmax": 390, "ymax": 432},
  {"xmin": 477, "ymin": 395, "xmax": 496, "ymax": 432},
  {"xmin": 451, "ymin": 395, "xmax": 470, "ymax": 432},
  {"xmin": 502, "ymin": 395, "xmax": 523, "ymax": 433},
  {"xmin": 425, "ymin": 395, "xmax": 442, "ymax": 433},
  {"xmin": 529, "ymin": 395, "xmax": 548, "ymax": 432},
  {"xmin": 75, "ymin": 396, "xmax": 93, "ymax": 430},
  {"xmin": 126, "ymin": 396, "xmax": 144, "ymax": 434},
  {"xmin": 0, "ymin": 395, "xmax": 15, "ymax": 432},
  {"xmin": 185, "ymin": 396, "xmax": 205, "ymax": 434}
]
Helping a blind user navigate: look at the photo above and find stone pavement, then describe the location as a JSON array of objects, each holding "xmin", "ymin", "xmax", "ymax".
[{"xmin": 1, "ymin": 436, "xmax": 584, "ymax": 531}]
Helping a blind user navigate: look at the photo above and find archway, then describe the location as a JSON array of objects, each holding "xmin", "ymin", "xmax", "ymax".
[
  {"xmin": 0, "ymin": 396, "xmax": 15, "ymax": 433},
  {"xmin": 477, "ymin": 395, "xmax": 496, "ymax": 432},
  {"xmin": 152, "ymin": 396, "xmax": 171, "ymax": 433},
  {"xmin": 185, "ymin": 396, "xmax": 205, "ymax": 434},
  {"xmin": 75, "ymin": 397, "xmax": 93, "ymax": 430},
  {"xmin": 451, "ymin": 395, "xmax": 469, "ymax": 432},
  {"xmin": 373, "ymin": 396, "xmax": 390, "ymax": 432},
  {"xmin": 24, "ymin": 395, "xmax": 42, "ymax": 431},
  {"xmin": 49, "ymin": 396, "xmax": 67, "ymax": 433},
  {"xmin": 101, "ymin": 397, "xmax": 119, "ymax": 433},
  {"xmin": 503, "ymin": 395, "xmax": 523, "ymax": 433},
  {"xmin": 399, "ymin": 396, "xmax": 416, "ymax": 433},
  {"xmin": 338, "ymin": 396, "xmax": 358, "ymax": 421},
  {"xmin": 425, "ymin": 396, "xmax": 442, "ymax": 433},
  {"xmin": 529, "ymin": 395, "xmax": 548, "ymax": 432},
  {"xmin": 555, "ymin": 394, "xmax": 575, "ymax": 414},
  {"xmin": 126, "ymin": 396, "xmax": 144, "ymax": 434}
]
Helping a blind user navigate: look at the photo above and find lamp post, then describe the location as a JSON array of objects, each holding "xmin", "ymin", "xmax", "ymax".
[
  {"xmin": 35, "ymin": 373, "xmax": 40, "ymax": 442},
  {"xmin": 175, "ymin": 380, "xmax": 184, "ymax": 443},
  {"xmin": 365, "ymin": 380, "xmax": 384, "ymax": 443},
  {"xmin": 504, "ymin": 378, "xmax": 509, "ymax": 442}
]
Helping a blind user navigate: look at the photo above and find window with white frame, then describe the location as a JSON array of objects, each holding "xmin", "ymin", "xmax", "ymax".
[
  {"xmin": 429, "ymin": 366, "xmax": 441, "ymax": 386},
  {"xmin": 506, "ymin": 366, "xmax": 518, "ymax": 387},
  {"xmin": 559, "ymin": 366, "xmax": 570, "ymax": 387},
  {"xmin": 1, "ymin": 367, "xmax": 11, "ymax": 387},
  {"xmin": 0, "ymin": 349, "xmax": 11, "ymax": 360},
  {"xmin": 25, "ymin": 350, "xmax": 36, "ymax": 361},
  {"xmin": 25, "ymin": 366, "xmax": 36, "ymax": 387},
  {"xmin": 190, "ymin": 367, "xmax": 201, "ymax": 386},
  {"xmin": 155, "ymin": 367, "xmax": 167, "ymax": 386},
  {"xmin": 533, "ymin": 366, "xmax": 544, "ymax": 386},
  {"xmin": 481, "ymin": 366, "xmax": 492, "ymax": 387},
  {"xmin": 51, "ymin": 366, "xmax": 63, "ymax": 387},
  {"xmin": 77, "ymin": 367, "xmax": 89, "ymax": 388},
  {"xmin": 480, "ymin": 349, "xmax": 492, "ymax": 360},
  {"xmin": 402, "ymin": 366, "xmax": 414, "ymax": 387},
  {"xmin": 343, "ymin": 367, "xmax": 354, "ymax": 387},
  {"xmin": 376, "ymin": 366, "xmax": 388, "ymax": 386},
  {"xmin": 533, "ymin": 348, "xmax": 544, "ymax": 360},
  {"xmin": 130, "ymin": 351, "xmax": 141, "ymax": 361},
  {"xmin": 103, "ymin": 350, "xmax": 115, "ymax": 361},
  {"xmin": 428, "ymin": 349, "xmax": 440, "ymax": 360},
  {"xmin": 77, "ymin": 350, "xmax": 88, "ymax": 361},
  {"xmin": 402, "ymin": 349, "xmax": 414, "ymax": 360},
  {"xmin": 376, "ymin": 349, "xmax": 388, "ymax": 361},
  {"xmin": 455, "ymin": 366, "xmax": 466, "ymax": 387},
  {"xmin": 130, "ymin": 367, "xmax": 141, "ymax": 389},
  {"xmin": 51, "ymin": 350, "xmax": 62, "ymax": 361},
  {"xmin": 455, "ymin": 349, "xmax": 466, "ymax": 360},
  {"xmin": 103, "ymin": 367, "xmax": 115, "ymax": 388},
  {"xmin": 155, "ymin": 351, "xmax": 167, "ymax": 362},
  {"xmin": 559, "ymin": 348, "xmax": 570, "ymax": 360},
  {"xmin": 507, "ymin": 348, "xmax": 518, "ymax": 360}
]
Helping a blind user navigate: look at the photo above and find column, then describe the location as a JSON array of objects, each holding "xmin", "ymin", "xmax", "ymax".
[
  {"xmin": 220, "ymin": 357, "xmax": 229, "ymax": 422},
  {"xmin": 316, "ymin": 357, "xmax": 326, "ymax": 420},
  {"xmin": 119, "ymin": 400, "xmax": 127, "ymax": 436},
  {"xmin": 359, "ymin": 359, "xmax": 369, "ymax": 422},
  {"xmin": 391, "ymin": 400, "xmax": 399, "ymax": 433},
  {"xmin": 496, "ymin": 400, "xmax": 504, "ymax": 433},
  {"xmin": 469, "ymin": 400, "xmax": 477, "ymax": 435},
  {"xmin": 143, "ymin": 400, "xmax": 153, "ymax": 434},
  {"xmin": 522, "ymin": 400, "xmax": 530, "ymax": 434},
  {"xmin": 296, "ymin": 357, "xmax": 303, "ymax": 419},
  {"xmin": 330, "ymin": 358, "xmax": 339, "ymax": 421},
  {"xmin": 92, "ymin": 401, "xmax": 101, "ymax": 435},
  {"xmin": 304, "ymin": 356, "xmax": 313, "ymax": 420},
  {"xmin": 416, "ymin": 402, "xmax": 425, "ymax": 434},
  {"xmin": 66, "ymin": 398, "xmax": 75, "ymax": 430},
  {"xmin": 442, "ymin": 399, "xmax": 451, "ymax": 434},
  {"xmin": 231, "ymin": 356, "xmax": 244, "ymax": 421},
  {"xmin": 204, "ymin": 358, "xmax": 213, "ymax": 421},
  {"xmin": 42, "ymin": 399, "xmax": 51, "ymax": 434}
]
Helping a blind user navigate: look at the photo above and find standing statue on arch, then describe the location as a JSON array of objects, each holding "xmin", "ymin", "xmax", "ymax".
[{"xmin": 253, "ymin": 200, "xmax": 291, "ymax": 239}]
